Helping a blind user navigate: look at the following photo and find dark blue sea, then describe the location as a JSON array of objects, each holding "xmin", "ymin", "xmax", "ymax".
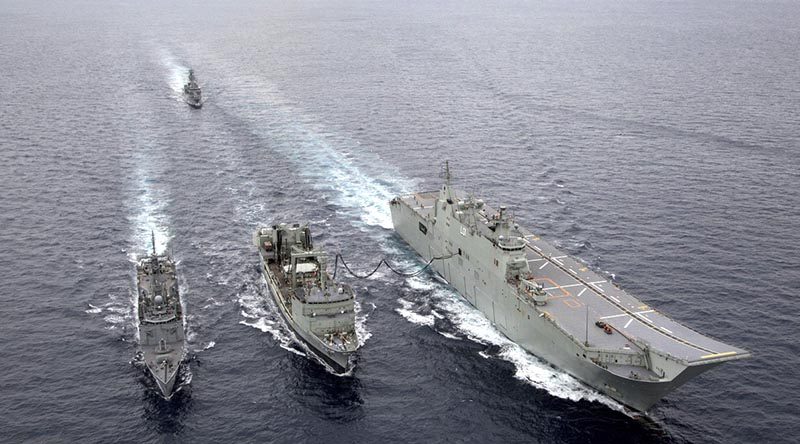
[{"xmin": 1, "ymin": 0, "xmax": 798, "ymax": 442}]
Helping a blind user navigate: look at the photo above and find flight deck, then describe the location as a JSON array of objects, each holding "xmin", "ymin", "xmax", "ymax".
[{"xmin": 403, "ymin": 191, "xmax": 749, "ymax": 366}]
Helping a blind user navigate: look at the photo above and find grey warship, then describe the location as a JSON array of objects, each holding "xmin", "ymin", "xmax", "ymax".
[
  {"xmin": 390, "ymin": 163, "xmax": 750, "ymax": 412},
  {"xmin": 136, "ymin": 233, "xmax": 185, "ymax": 398},
  {"xmin": 182, "ymin": 69, "xmax": 202, "ymax": 108},
  {"xmin": 253, "ymin": 223, "xmax": 359, "ymax": 372}
]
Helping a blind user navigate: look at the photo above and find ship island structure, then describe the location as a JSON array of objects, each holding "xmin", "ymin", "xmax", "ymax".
[{"xmin": 389, "ymin": 164, "xmax": 749, "ymax": 411}]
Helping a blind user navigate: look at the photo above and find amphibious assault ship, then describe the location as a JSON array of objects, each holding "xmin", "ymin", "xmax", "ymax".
[
  {"xmin": 183, "ymin": 69, "xmax": 202, "ymax": 108},
  {"xmin": 389, "ymin": 164, "xmax": 749, "ymax": 412},
  {"xmin": 253, "ymin": 223, "xmax": 359, "ymax": 372},
  {"xmin": 136, "ymin": 233, "xmax": 185, "ymax": 398}
]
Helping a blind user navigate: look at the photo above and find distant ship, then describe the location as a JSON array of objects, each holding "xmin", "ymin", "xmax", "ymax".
[
  {"xmin": 183, "ymin": 69, "xmax": 202, "ymax": 108},
  {"xmin": 253, "ymin": 223, "xmax": 359, "ymax": 372},
  {"xmin": 390, "ymin": 163, "xmax": 750, "ymax": 412},
  {"xmin": 136, "ymin": 233, "xmax": 185, "ymax": 398}
]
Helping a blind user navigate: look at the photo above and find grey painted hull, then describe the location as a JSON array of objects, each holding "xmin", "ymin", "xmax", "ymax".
[
  {"xmin": 139, "ymin": 319, "xmax": 183, "ymax": 398},
  {"xmin": 261, "ymin": 269, "xmax": 352, "ymax": 372},
  {"xmin": 185, "ymin": 98, "xmax": 202, "ymax": 109}
]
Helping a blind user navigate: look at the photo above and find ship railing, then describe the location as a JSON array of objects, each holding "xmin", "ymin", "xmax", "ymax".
[{"xmin": 142, "ymin": 314, "xmax": 177, "ymax": 324}]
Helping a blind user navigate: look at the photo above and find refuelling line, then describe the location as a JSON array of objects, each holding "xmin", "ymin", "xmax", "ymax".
[{"xmin": 332, "ymin": 253, "xmax": 453, "ymax": 280}]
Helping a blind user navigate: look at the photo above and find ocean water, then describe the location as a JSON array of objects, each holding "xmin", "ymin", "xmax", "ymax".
[{"xmin": 1, "ymin": 0, "xmax": 798, "ymax": 442}]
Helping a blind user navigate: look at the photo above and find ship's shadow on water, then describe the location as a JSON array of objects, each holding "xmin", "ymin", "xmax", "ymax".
[
  {"xmin": 129, "ymin": 362, "xmax": 194, "ymax": 436},
  {"xmin": 285, "ymin": 354, "xmax": 365, "ymax": 422},
  {"xmin": 139, "ymin": 378, "xmax": 194, "ymax": 435},
  {"xmin": 499, "ymin": 371, "xmax": 675, "ymax": 443}
]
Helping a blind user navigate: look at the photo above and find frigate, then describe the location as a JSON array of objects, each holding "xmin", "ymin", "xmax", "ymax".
[
  {"xmin": 136, "ymin": 233, "xmax": 185, "ymax": 398},
  {"xmin": 253, "ymin": 223, "xmax": 359, "ymax": 372},
  {"xmin": 183, "ymin": 69, "xmax": 202, "ymax": 108},
  {"xmin": 389, "ymin": 163, "xmax": 750, "ymax": 412}
]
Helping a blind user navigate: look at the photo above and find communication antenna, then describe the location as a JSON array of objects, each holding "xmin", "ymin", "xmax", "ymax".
[
  {"xmin": 440, "ymin": 160, "xmax": 453, "ymax": 185},
  {"xmin": 440, "ymin": 160, "xmax": 455, "ymax": 202}
]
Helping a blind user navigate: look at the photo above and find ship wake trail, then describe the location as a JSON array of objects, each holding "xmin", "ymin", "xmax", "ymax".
[
  {"xmin": 157, "ymin": 48, "xmax": 189, "ymax": 102},
  {"xmin": 397, "ymin": 259, "xmax": 625, "ymax": 411},
  {"xmin": 354, "ymin": 301, "xmax": 375, "ymax": 346},
  {"xmin": 238, "ymin": 277, "xmax": 307, "ymax": 358},
  {"xmin": 121, "ymin": 128, "xmax": 174, "ymax": 342},
  {"xmin": 87, "ymin": 154, "xmax": 172, "ymax": 337},
  {"xmin": 213, "ymin": 73, "xmax": 404, "ymax": 356},
  {"xmin": 431, "ymin": 282, "xmax": 624, "ymax": 411},
  {"xmin": 214, "ymin": 73, "xmax": 413, "ymax": 229},
  {"xmin": 129, "ymin": 170, "xmax": 171, "ymax": 258},
  {"xmin": 85, "ymin": 289, "xmax": 137, "ymax": 333}
]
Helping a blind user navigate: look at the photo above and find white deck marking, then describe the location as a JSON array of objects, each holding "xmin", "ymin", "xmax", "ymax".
[
  {"xmin": 609, "ymin": 295, "xmax": 621, "ymax": 303},
  {"xmin": 601, "ymin": 309, "xmax": 654, "ymax": 320},
  {"xmin": 577, "ymin": 288, "xmax": 587, "ymax": 297},
  {"xmin": 532, "ymin": 245, "xmax": 541, "ymax": 252},
  {"xmin": 638, "ymin": 314, "xmax": 654, "ymax": 324},
  {"xmin": 538, "ymin": 262, "xmax": 548, "ymax": 270},
  {"xmin": 660, "ymin": 326, "xmax": 673, "ymax": 334},
  {"xmin": 543, "ymin": 283, "xmax": 584, "ymax": 291},
  {"xmin": 551, "ymin": 255, "xmax": 567, "ymax": 259},
  {"xmin": 551, "ymin": 257, "xmax": 565, "ymax": 265},
  {"xmin": 624, "ymin": 318, "xmax": 634, "ymax": 329},
  {"xmin": 568, "ymin": 268, "xmax": 577, "ymax": 274},
  {"xmin": 527, "ymin": 258, "xmax": 545, "ymax": 263},
  {"xmin": 589, "ymin": 281, "xmax": 606, "ymax": 293}
]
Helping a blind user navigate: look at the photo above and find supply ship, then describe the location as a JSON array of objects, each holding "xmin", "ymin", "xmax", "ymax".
[
  {"xmin": 389, "ymin": 163, "xmax": 749, "ymax": 411},
  {"xmin": 253, "ymin": 223, "xmax": 359, "ymax": 372},
  {"xmin": 136, "ymin": 233, "xmax": 185, "ymax": 398}
]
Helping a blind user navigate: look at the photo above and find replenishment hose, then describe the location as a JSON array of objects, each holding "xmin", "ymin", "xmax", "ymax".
[{"xmin": 332, "ymin": 253, "xmax": 453, "ymax": 279}]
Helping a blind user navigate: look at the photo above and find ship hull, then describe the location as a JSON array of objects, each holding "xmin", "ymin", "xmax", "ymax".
[
  {"xmin": 184, "ymin": 98, "xmax": 202, "ymax": 108},
  {"xmin": 390, "ymin": 198, "xmax": 722, "ymax": 412},
  {"xmin": 260, "ymin": 266, "xmax": 352, "ymax": 373},
  {"xmin": 151, "ymin": 366, "xmax": 179, "ymax": 398},
  {"xmin": 138, "ymin": 319, "xmax": 184, "ymax": 398}
]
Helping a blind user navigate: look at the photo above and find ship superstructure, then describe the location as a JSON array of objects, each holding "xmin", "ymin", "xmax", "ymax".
[
  {"xmin": 136, "ymin": 234, "xmax": 185, "ymax": 398},
  {"xmin": 389, "ymin": 163, "xmax": 749, "ymax": 411},
  {"xmin": 253, "ymin": 223, "xmax": 359, "ymax": 372}
]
